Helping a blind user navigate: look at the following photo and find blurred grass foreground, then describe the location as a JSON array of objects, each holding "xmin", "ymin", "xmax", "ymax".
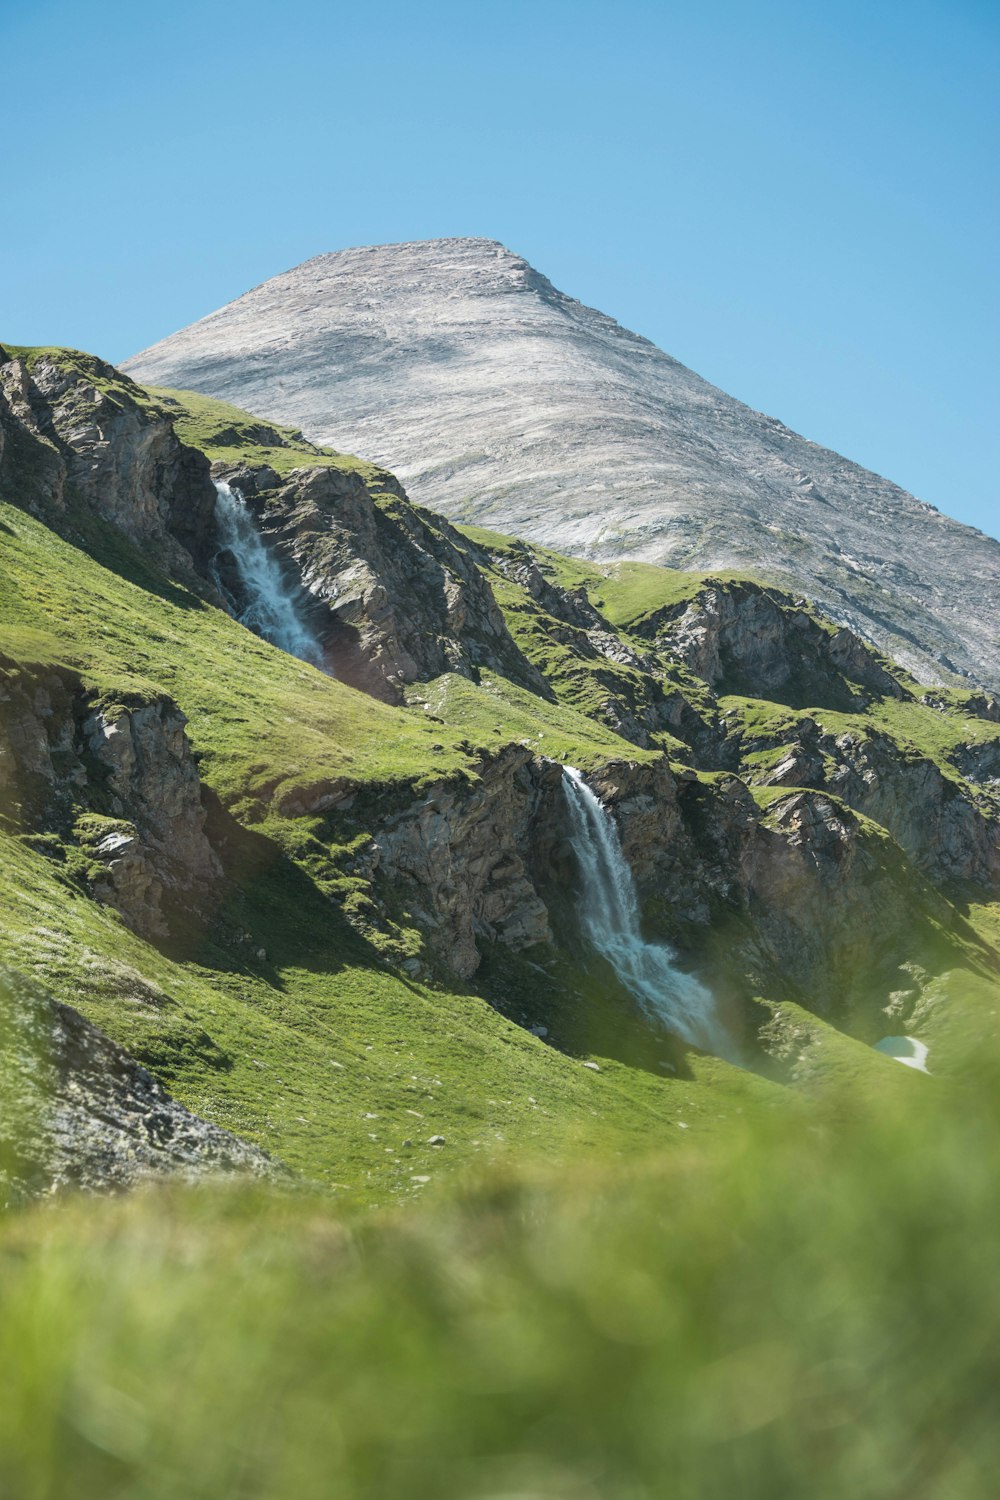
[{"xmin": 2, "ymin": 1069, "xmax": 1000, "ymax": 1500}]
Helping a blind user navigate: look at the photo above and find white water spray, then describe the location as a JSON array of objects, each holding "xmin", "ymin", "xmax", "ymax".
[
  {"xmin": 212, "ymin": 480, "xmax": 326, "ymax": 669},
  {"xmin": 562, "ymin": 767, "xmax": 730, "ymax": 1056}
]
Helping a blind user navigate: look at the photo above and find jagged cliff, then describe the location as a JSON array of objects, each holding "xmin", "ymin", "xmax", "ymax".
[
  {"xmin": 1, "ymin": 343, "xmax": 998, "ymax": 1197},
  {"xmin": 122, "ymin": 237, "xmax": 1000, "ymax": 692}
]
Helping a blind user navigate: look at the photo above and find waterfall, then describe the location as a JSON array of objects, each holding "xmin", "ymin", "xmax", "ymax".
[
  {"xmin": 562, "ymin": 767, "xmax": 730, "ymax": 1056},
  {"xmin": 211, "ymin": 480, "xmax": 327, "ymax": 669}
]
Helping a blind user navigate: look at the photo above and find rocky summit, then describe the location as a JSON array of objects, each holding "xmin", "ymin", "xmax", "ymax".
[{"xmin": 123, "ymin": 237, "xmax": 1000, "ymax": 692}]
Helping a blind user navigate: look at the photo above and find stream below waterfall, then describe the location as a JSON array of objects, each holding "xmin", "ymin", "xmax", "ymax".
[
  {"xmin": 562, "ymin": 767, "xmax": 731, "ymax": 1058},
  {"xmin": 211, "ymin": 479, "xmax": 327, "ymax": 669}
]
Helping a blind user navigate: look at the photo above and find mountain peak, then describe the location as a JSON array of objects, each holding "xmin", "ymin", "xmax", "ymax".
[
  {"xmin": 222, "ymin": 237, "xmax": 553, "ymax": 315},
  {"xmin": 123, "ymin": 245, "xmax": 1000, "ymax": 691}
]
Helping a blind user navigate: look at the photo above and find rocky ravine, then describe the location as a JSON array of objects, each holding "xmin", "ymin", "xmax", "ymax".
[{"xmin": 123, "ymin": 237, "xmax": 1000, "ymax": 692}]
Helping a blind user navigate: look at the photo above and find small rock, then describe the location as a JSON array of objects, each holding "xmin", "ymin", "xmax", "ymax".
[
  {"xmin": 427, "ymin": 1135, "xmax": 446, "ymax": 1146},
  {"xmin": 529, "ymin": 1025, "xmax": 548, "ymax": 1037},
  {"xmin": 583, "ymin": 1061, "xmax": 600, "ymax": 1072}
]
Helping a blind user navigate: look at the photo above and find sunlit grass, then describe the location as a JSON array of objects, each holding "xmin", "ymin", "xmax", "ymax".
[{"xmin": 1, "ymin": 1068, "xmax": 998, "ymax": 1499}]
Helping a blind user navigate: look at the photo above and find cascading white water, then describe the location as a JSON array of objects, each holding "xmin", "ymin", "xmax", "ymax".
[
  {"xmin": 212, "ymin": 480, "xmax": 327, "ymax": 669},
  {"xmin": 562, "ymin": 766, "xmax": 730, "ymax": 1056}
]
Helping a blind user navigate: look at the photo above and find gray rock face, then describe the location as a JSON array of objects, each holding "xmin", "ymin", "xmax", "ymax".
[
  {"xmin": 746, "ymin": 722, "xmax": 1000, "ymax": 889},
  {"xmin": 0, "ymin": 660, "xmax": 221, "ymax": 940},
  {"xmin": 122, "ymin": 237, "xmax": 1000, "ymax": 692},
  {"xmin": 358, "ymin": 744, "xmax": 556, "ymax": 979},
  {"xmin": 663, "ymin": 584, "xmax": 906, "ymax": 710},
  {"xmin": 1, "ymin": 346, "xmax": 217, "ymax": 576},
  {"xmin": 1, "ymin": 965, "xmax": 279, "ymax": 1202},
  {"xmin": 217, "ymin": 462, "xmax": 547, "ymax": 703}
]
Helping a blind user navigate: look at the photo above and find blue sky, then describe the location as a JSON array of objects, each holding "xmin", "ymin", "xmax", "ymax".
[{"xmin": 3, "ymin": 0, "xmax": 997, "ymax": 538}]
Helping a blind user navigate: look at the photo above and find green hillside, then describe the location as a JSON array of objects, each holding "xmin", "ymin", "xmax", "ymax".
[
  {"xmin": 1, "ymin": 351, "xmax": 996, "ymax": 1202},
  {"xmin": 0, "ymin": 495, "xmax": 791, "ymax": 1190}
]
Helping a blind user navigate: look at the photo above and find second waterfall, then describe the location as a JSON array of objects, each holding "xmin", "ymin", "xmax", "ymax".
[{"xmin": 562, "ymin": 767, "xmax": 730, "ymax": 1057}]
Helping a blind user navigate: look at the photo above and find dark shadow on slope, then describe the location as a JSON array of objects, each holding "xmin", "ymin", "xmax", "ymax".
[
  {"xmin": 170, "ymin": 793, "xmax": 394, "ymax": 992},
  {"xmin": 60, "ymin": 495, "xmax": 207, "ymax": 610},
  {"xmin": 474, "ymin": 940, "xmax": 707, "ymax": 1082}
]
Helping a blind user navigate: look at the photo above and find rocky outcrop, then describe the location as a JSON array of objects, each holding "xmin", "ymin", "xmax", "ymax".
[
  {"xmin": 355, "ymin": 746, "xmax": 557, "ymax": 977},
  {"xmin": 643, "ymin": 581, "xmax": 906, "ymax": 711},
  {"xmin": 736, "ymin": 792, "xmax": 946, "ymax": 1024},
  {"xmin": 77, "ymin": 697, "xmax": 222, "ymax": 932},
  {"xmin": 121, "ymin": 237, "xmax": 1000, "ymax": 693},
  {"xmin": 572, "ymin": 762, "xmax": 964, "ymax": 1030},
  {"xmin": 0, "ymin": 660, "xmax": 220, "ymax": 938},
  {"xmin": 0, "ymin": 346, "xmax": 217, "ymax": 575},
  {"xmin": 739, "ymin": 719, "xmax": 1000, "ymax": 888},
  {"xmin": 950, "ymin": 738, "xmax": 1000, "ymax": 790},
  {"xmin": 1, "ymin": 965, "xmax": 278, "ymax": 1203},
  {"xmin": 214, "ymin": 463, "xmax": 548, "ymax": 701}
]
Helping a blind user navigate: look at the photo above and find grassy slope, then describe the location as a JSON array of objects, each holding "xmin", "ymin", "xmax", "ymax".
[
  {"xmin": 2, "ymin": 1062, "xmax": 996, "ymax": 1500},
  {"xmin": 0, "ymin": 503, "xmax": 465, "ymax": 811},
  {"xmin": 0, "ymin": 501, "xmax": 787, "ymax": 1192},
  {"xmin": 1, "ymin": 363, "xmax": 991, "ymax": 1191},
  {"xmin": 3, "ymin": 818, "xmax": 787, "ymax": 1193},
  {"xmin": 144, "ymin": 382, "xmax": 387, "ymax": 480}
]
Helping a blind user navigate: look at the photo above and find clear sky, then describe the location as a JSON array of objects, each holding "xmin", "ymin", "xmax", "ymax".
[{"xmin": 3, "ymin": 0, "xmax": 997, "ymax": 539}]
